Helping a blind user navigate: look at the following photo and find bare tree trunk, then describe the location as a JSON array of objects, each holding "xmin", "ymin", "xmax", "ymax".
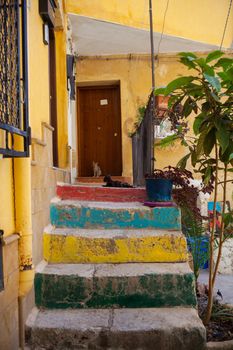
[
  {"xmin": 203, "ymin": 145, "xmax": 218, "ymax": 325},
  {"xmin": 212, "ymin": 163, "xmax": 227, "ymax": 287}
]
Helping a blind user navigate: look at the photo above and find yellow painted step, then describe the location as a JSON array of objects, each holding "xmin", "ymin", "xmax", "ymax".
[{"xmin": 43, "ymin": 225, "xmax": 188, "ymax": 264}]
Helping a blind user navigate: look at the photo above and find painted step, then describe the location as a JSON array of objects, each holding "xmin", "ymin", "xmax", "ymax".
[
  {"xmin": 35, "ymin": 261, "xmax": 196, "ymax": 309},
  {"xmin": 50, "ymin": 199, "xmax": 181, "ymax": 230},
  {"xmin": 76, "ymin": 176, "xmax": 132, "ymax": 184},
  {"xmin": 57, "ymin": 183, "xmax": 147, "ymax": 202},
  {"xmin": 43, "ymin": 225, "xmax": 188, "ymax": 263},
  {"xmin": 26, "ymin": 307, "xmax": 206, "ymax": 350}
]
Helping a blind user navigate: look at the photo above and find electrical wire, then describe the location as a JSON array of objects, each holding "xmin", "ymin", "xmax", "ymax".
[
  {"xmin": 220, "ymin": 0, "xmax": 233, "ymax": 50},
  {"xmin": 157, "ymin": 0, "xmax": 170, "ymax": 58}
]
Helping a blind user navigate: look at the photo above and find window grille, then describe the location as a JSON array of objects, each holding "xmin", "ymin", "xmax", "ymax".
[{"xmin": 0, "ymin": 0, "xmax": 30, "ymax": 158}]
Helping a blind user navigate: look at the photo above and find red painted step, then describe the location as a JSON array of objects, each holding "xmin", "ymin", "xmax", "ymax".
[{"xmin": 56, "ymin": 184, "xmax": 147, "ymax": 202}]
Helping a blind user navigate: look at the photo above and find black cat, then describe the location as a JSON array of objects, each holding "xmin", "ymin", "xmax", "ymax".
[{"xmin": 103, "ymin": 175, "xmax": 133, "ymax": 188}]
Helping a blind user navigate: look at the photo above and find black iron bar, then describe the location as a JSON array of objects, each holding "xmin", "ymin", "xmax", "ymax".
[
  {"xmin": 149, "ymin": 0, "xmax": 155, "ymax": 174},
  {"xmin": 22, "ymin": 0, "xmax": 30, "ymax": 155},
  {"xmin": 0, "ymin": 0, "xmax": 30, "ymax": 158}
]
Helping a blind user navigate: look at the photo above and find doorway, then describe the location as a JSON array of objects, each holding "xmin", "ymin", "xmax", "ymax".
[{"xmin": 77, "ymin": 85, "xmax": 122, "ymax": 177}]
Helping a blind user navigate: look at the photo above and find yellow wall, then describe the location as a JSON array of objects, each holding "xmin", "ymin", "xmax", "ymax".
[
  {"xmin": 55, "ymin": 26, "xmax": 69, "ymax": 169},
  {"xmin": 28, "ymin": 1, "xmax": 50, "ymax": 139},
  {"xmin": 67, "ymin": 0, "xmax": 233, "ymax": 48},
  {"xmin": 28, "ymin": 1, "xmax": 68, "ymax": 168},
  {"xmin": 0, "ymin": 159, "xmax": 15, "ymax": 237},
  {"xmin": 76, "ymin": 53, "xmax": 190, "ymax": 177}
]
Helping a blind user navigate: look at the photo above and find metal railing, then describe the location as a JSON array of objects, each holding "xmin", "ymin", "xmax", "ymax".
[
  {"xmin": 0, "ymin": 0, "xmax": 30, "ymax": 158},
  {"xmin": 132, "ymin": 92, "xmax": 154, "ymax": 186}
]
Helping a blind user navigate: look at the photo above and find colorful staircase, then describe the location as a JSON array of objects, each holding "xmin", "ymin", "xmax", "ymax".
[{"xmin": 26, "ymin": 183, "xmax": 206, "ymax": 350}]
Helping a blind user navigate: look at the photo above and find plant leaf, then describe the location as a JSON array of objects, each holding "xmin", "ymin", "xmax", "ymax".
[
  {"xmin": 222, "ymin": 212, "xmax": 233, "ymax": 227},
  {"xmin": 206, "ymin": 50, "xmax": 224, "ymax": 63},
  {"xmin": 177, "ymin": 153, "xmax": 191, "ymax": 169},
  {"xmin": 203, "ymin": 128, "xmax": 216, "ymax": 155},
  {"xmin": 204, "ymin": 166, "xmax": 212, "ymax": 184},
  {"xmin": 167, "ymin": 95, "xmax": 183, "ymax": 109},
  {"xmin": 225, "ymin": 67, "xmax": 233, "ymax": 81},
  {"xmin": 182, "ymin": 97, "xmax": 193, "ymax": 117},
  {"xmin": 217, "ymin": 71, "xmax": 230, "ymax": 81},
  {"xmin": 179, "ymin": 52, "xmax": 197, "ymax": 59},
  {"xmin": 191, "ymin": 151, "xmax": 197, "ymax": 167},
  {"xmin": 210, "ymin": 91, "xmax": 221, "ymax": 102},
  {"xmin": 216, "ymin": 127, "xmax": 230, "ymax": 153},
  {"xmin": 204, "ymin": 74, "xmax": 221, "ymax": 92},
  {"xmin": 154, "ymin": 134, "xmax": 180, "ymax": 148},
  {"xmin": 193, "ymin": 113, "xmax": 205, "ymax": 135},
  {"xmin": 215, "ymin": 57, "xmax": 233, "ymax": 70},
  {"xmin": 165, "ymin": 76, "xmax": 194, "ymax": 95},
  {"xmin": 180, "ymin": 57, "xmax": 196, "ymax": 69},
  {"xmin": 219, "ymin": 141, "xmax": 233, "ymax": 164},
  {"xmin": 196, "ymin": 129, "xmax": 208, "ymax": 159},
  {"xmin": 154, "ymin": 87, "xmax": 166, "ymax": 96}
]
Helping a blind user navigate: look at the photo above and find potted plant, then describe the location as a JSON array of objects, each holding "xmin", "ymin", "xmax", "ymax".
[
  {"xmin": 145, "ymin": 166, "xmax": 199, "ymax": 204},
  {"xmin": 154, "ymin": 50, "xmax": 233, "ymax": 325},
  {"xmin": 145, "ymin": 167, "xmax": 173, "ymax": 201}
]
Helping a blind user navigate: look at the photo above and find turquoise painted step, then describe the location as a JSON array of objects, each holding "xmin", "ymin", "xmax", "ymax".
[
  {"xmin": 50, "ymin": 200, "xmax": 181, "ymax": 230},
  {"xmin": 35, "ymin": 261, "xmax": 196, "ymax": 309}
]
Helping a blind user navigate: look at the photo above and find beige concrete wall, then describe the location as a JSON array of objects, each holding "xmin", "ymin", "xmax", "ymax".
[
  {"xmin": 0, "ymin": 236, "xmax": 19, "ymax": 350},
  {"xmin": 31, "ymin": 123, "xmax": 70, "ymax": 266}
]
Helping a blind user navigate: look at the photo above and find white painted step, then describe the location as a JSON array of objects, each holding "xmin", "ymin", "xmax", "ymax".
[{"xmin": 44, "ymin": 224, "xmax": 183, "ymax": 238}]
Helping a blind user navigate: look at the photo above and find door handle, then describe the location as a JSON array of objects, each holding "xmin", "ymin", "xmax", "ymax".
[
  {"xmin": 97, "ymin": 126, "xmax": 101, "ymax": 130},
  {"xmin": 114, "ymin": 133, "xmax": 118, "ymax": 136}
]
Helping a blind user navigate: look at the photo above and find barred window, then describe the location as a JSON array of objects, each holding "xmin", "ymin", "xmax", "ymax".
[{"xmin": 0, "ymin": 0, "xmax": 30, "ymax": 158}]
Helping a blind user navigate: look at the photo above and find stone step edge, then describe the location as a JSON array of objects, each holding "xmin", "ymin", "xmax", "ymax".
[
  {"xmin": 50, "ymin": 198, "xmax": 176, "ymax": 209},
  {"xmin": 36, "ymin": 260, "xmax": 192, "ymax": 277},
  {"xmin": 44, "ymin": 224, "xmax": 183, "ymax": 238},
  {"xmin": 26, "ymin": 307, "xmax": 206, "ymax": 350}
]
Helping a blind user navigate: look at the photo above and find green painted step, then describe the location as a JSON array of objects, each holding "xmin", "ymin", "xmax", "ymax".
[
  {"xmin": 35, "ymin": 261, "xmax": 196, "ymax": 309},
  {"xmin": 50, "ymin": 199, "xmax": 181, "ymax": 230},
  {"xmin": 26, "ymin": 307, "xmax": 206, "ymax": 350}
]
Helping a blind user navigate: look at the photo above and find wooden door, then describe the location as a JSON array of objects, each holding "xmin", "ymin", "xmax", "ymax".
[{"xmin": 77, "ymin": 86, "xmax": 122, "ymax": 177}]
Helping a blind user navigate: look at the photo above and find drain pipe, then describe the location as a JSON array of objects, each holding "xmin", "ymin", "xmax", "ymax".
[
  {"xmin": 13, "ymin": 157, "xmax": 34, "ymax": 349},
  {"xmin": 149, "ymin": 0, "xmax": 155, "ymax": 174}
]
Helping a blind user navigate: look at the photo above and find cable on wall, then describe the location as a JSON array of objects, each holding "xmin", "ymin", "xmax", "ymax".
[{"xmin": 220, "ymin": 0, "xmax": 232, "ymax": 50}]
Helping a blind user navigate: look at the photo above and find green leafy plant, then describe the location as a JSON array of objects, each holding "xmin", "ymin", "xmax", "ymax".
[
  {"xmin": 146, "ymin": 166, "xmax": 202, "ymax": 217},
  {"xmin": 128, "ymin": 105, "xmax": 146, "ymax": 137},
  {"xmin": 154, "ymin": 50, "xmax": 233, "ymax": 325}
]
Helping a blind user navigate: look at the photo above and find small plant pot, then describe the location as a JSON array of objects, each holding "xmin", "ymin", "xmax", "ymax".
[
  {"xmin": 187, "ymin": 236, "xmax": 209, "ymax": 270},
  {"xmin": 145, "ymin": 178, "xmax": 173, "ymax": 202}
]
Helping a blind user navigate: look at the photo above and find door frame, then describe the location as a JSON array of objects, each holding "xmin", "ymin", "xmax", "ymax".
[{"xmin": 76, "ymin": 82, "xmax": 122, "ymax": 177}]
